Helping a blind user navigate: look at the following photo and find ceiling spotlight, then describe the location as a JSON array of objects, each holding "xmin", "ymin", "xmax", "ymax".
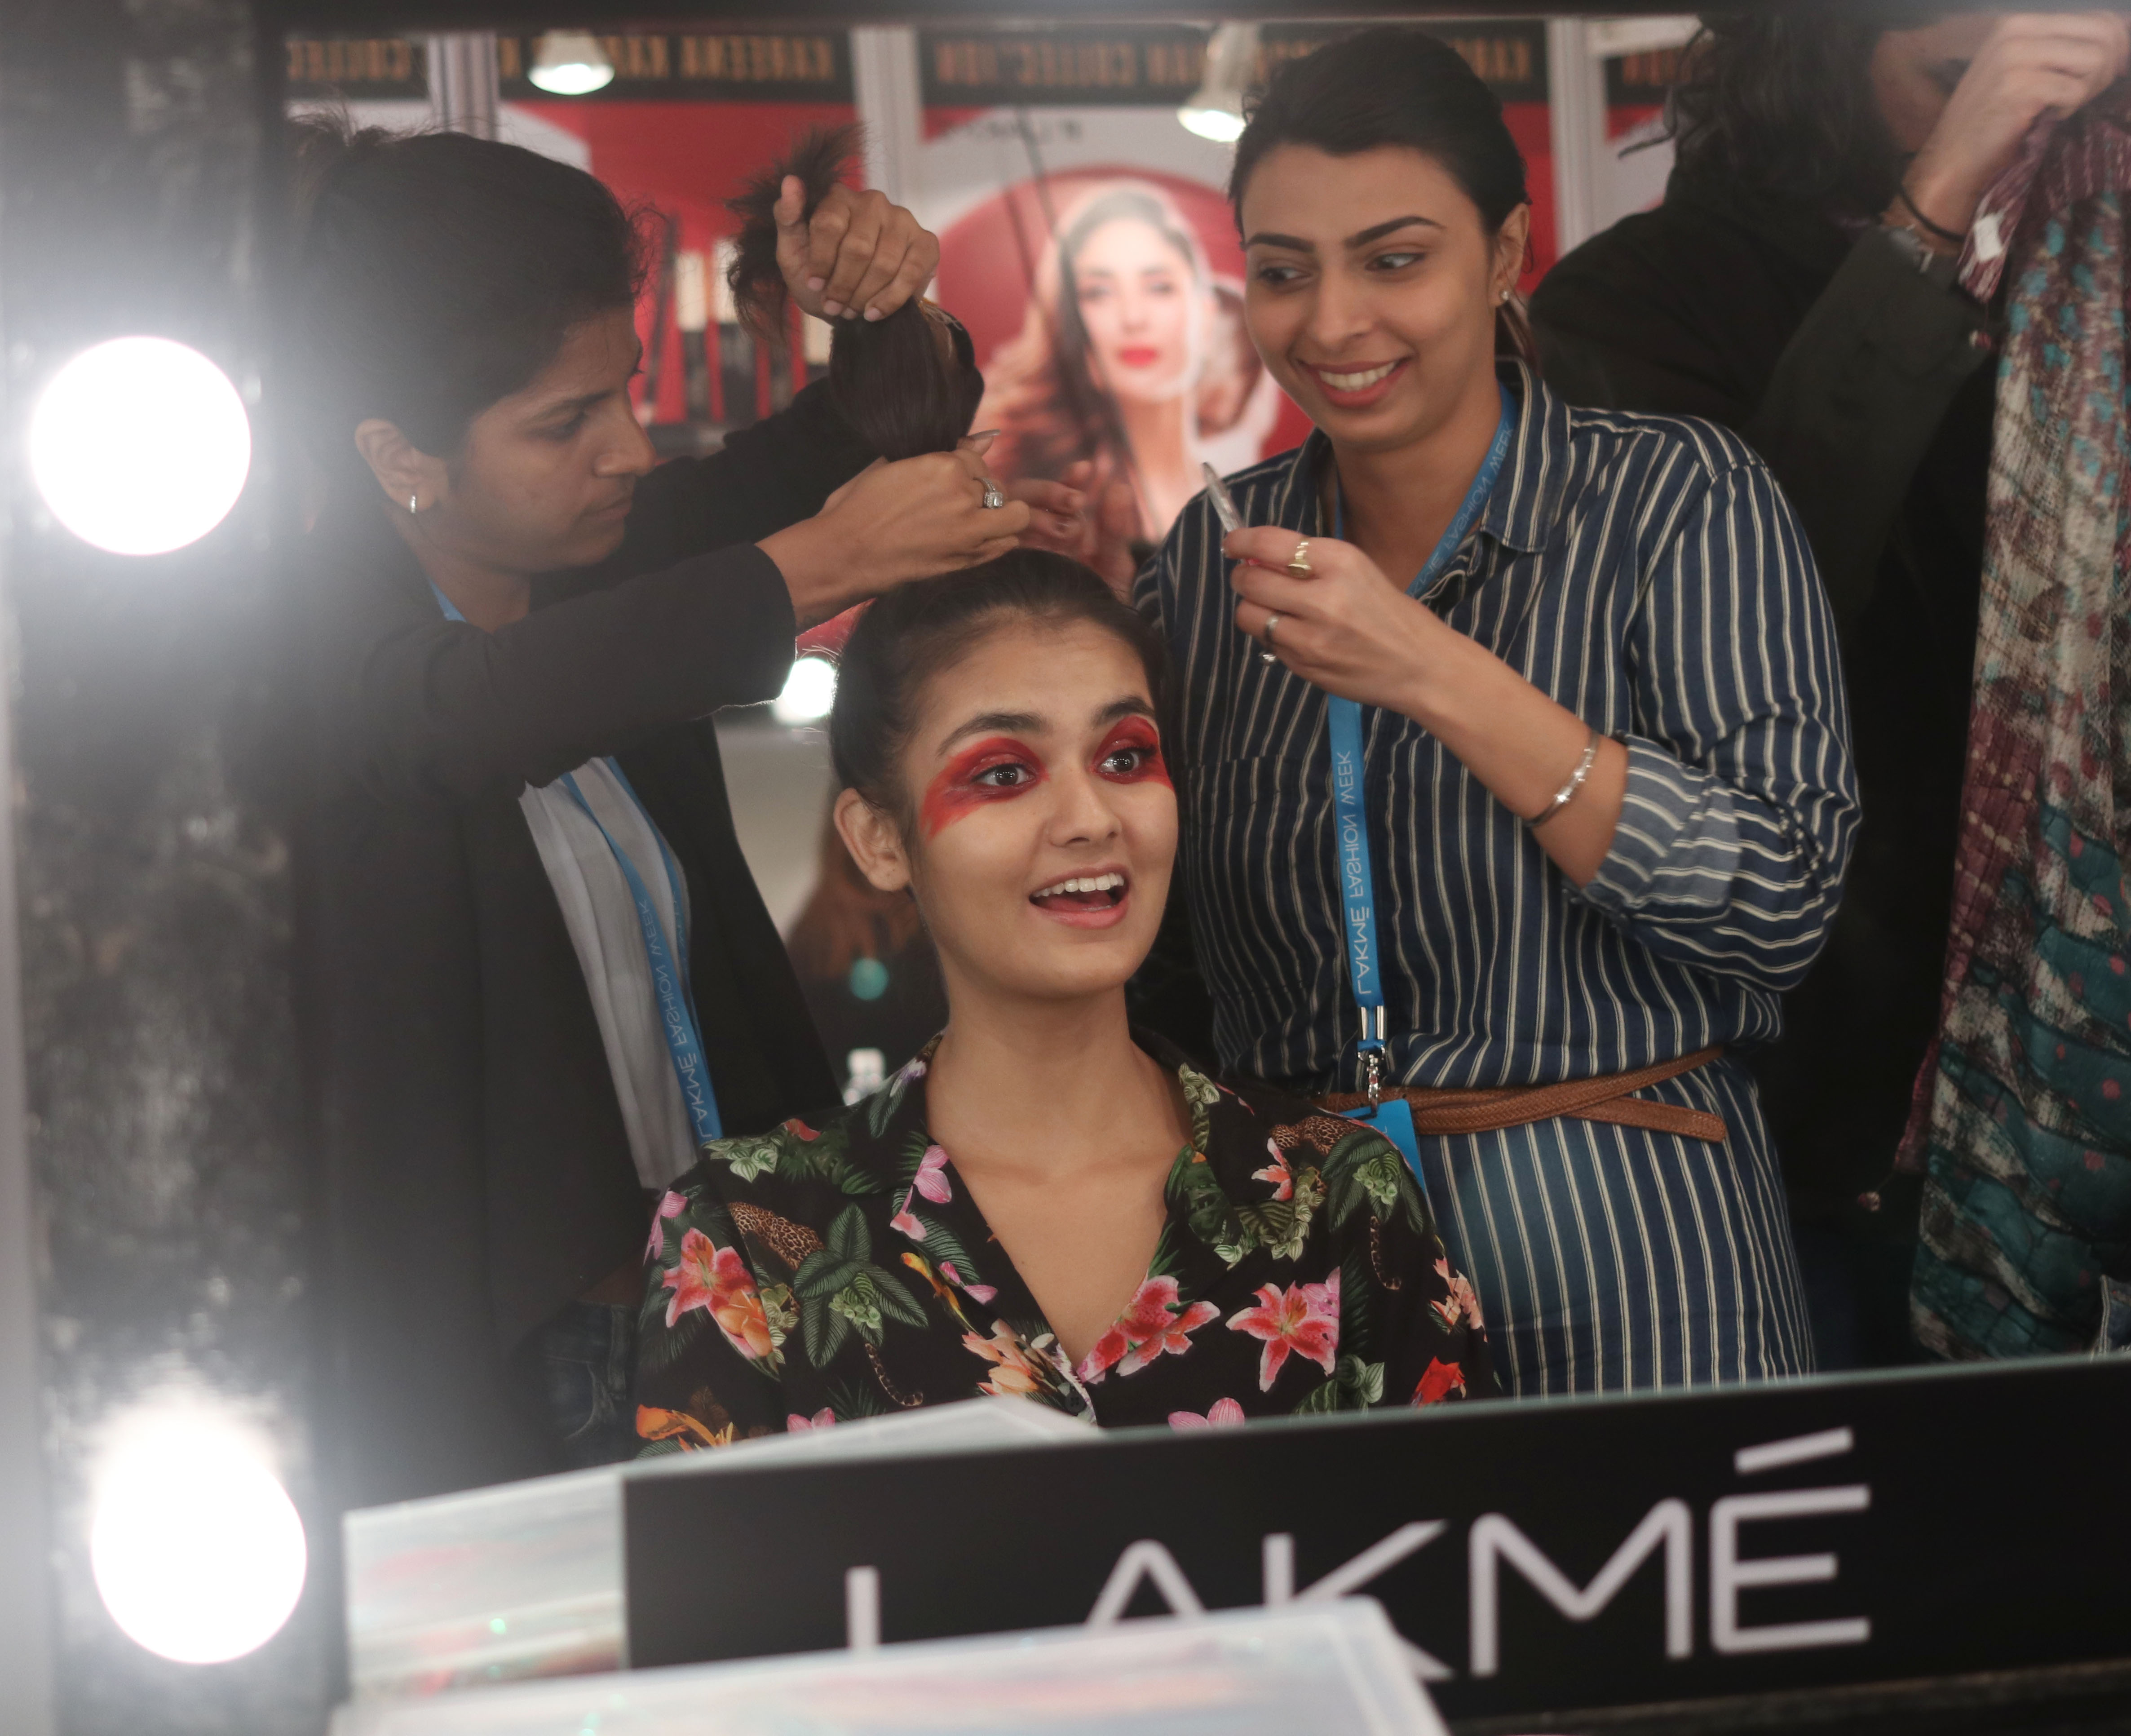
[
  {"xmin": 772, "ymin": 655, "xmax": 837, "ymax": 726},
  {"xmin": 1179, "ymin": 22, "xmax": 1260, "ymax": 144},
  {"xmin": 527, "ymin": 31, "xmax": 616, "ymax": 96},
  {"xmin": 30, "ymin": 337, "xmax": 251, "ymax": 557},
  {"xmin": 89, "ymin": 1399, "xmax": 307, "ymax": 1665}
]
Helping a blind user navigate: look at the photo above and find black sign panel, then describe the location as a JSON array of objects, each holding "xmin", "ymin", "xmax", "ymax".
[
  {"xmin": 285, "ymin": 31, "xmax": 853, "ymax": 104},
  {"xmin": 626, "ymin": 1358, "xmax": 2130, "ymax": 1723},
  {"xmin": 918, "ymin": 20, "xmax": 1547, "ymax": 110},
  {"xmin": 495, "ymin": 32, "xmax": 852, "ymax": 105},
  {"xmin": 1262, "ymin": 21, "xmax": 1548, "ymax": 106},
  {"xmin": 286, "ymin": 35, "xmax": 424, "ymax": 101},
  {"xmin": 1605, "ymin": 44, "xmax": 1689, "ymax": 110}
]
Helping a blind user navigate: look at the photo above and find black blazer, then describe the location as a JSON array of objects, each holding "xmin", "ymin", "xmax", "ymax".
[
  {"xmin": 1530, "ymin": 173, "xmax": 1993, "ymax": 1222},
  {"xmin": 293, "ymin": 383, "xmax": 871, "ymax": 1508}
]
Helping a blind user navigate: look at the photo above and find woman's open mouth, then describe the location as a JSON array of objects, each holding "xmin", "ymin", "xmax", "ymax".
[
  {"xmin": 1304, "ymin": 357, "xmax": 1408, "ymax": 410},
  {"xmin": 1029, "ymin": 870, "xmax": 1132, "ymax": 928}
]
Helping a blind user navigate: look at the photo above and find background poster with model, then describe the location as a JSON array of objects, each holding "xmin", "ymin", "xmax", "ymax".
[{"xmin": 912, "ymin": 19, "xmax": 1556, "ymax": 545}]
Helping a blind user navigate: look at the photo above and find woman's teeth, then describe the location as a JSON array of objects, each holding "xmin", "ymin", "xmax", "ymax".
[
  {"xmin": 1318, "ymin": 361, "xmax": 1399, "ymax": 391},
  {"xmin": 1032, "ymin": 872, "xmax": 1126, "ymax": 905}
]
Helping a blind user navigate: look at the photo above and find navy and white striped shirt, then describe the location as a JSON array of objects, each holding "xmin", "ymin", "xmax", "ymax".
[{"xmin": 1138, "ymin": 363, "xmax": 1858, "ymax": 1098}]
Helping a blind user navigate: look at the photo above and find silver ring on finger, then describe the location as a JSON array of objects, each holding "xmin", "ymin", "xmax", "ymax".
[
  {"xmin": 1260, "ymin": 611, "xmax": 1281, "ymax": 664},
  {"xmin": 980, "ymin": 478, "xmax": 1007, "ymax": 509}
]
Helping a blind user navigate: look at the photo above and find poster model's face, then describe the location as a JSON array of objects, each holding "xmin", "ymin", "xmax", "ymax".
[{"xmin": 1070, "ymin": 217, "xmax": 1203, "ymax": 405}]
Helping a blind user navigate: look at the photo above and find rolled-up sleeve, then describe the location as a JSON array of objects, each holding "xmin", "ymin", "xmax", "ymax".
[{"xmin": 1577, "ymin": 458, "xmax": 1858, "ymax": 992}]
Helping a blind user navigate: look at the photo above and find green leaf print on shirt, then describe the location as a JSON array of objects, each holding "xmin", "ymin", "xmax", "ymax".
[
  {"xmin": 793, "ymin": 1203, "xmax": 931, "ymax": 1367},
  {"xmin": 1291, "ymin": 1355, "xmax": 1385, "ymax": 1415}
]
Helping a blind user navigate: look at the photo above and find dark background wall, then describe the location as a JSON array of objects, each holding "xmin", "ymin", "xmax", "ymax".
[{"xmin": 0, "ymin": 0, "xmax": 328, "ymax": 1730}]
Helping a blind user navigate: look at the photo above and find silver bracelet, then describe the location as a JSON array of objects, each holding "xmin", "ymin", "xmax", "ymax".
[{"xmin": 1527, "ymin": 724, "xmax": 1601, "ymax": 828}]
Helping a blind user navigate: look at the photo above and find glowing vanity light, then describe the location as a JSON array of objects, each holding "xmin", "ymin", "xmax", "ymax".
[
  {"xmin": 29, "ymin": 337, "xmax": 252, "ymax": 557},
  {"xmin": 527, "ymin": 31, "xmax": 616, "ymax": 96},
  {"xmin": 1177, "ymin": 22, "xmax": 1259, "ymax": 145},
  {"xmin": 773, "ymin": 655, "xmax": 838, "ymax": 725},
  {"xmin": 89, "ymin": 1403, "xmax": 307, "ymax": 1665},
  {"xmin": 1178, "ymin": 106, "xmax": 1248, "ymax": 145}
]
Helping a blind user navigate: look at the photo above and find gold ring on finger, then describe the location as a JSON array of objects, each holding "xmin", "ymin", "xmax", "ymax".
[{"xmin": 1286, "ymin": 538, "xmax": 1313, "ymax": 577}]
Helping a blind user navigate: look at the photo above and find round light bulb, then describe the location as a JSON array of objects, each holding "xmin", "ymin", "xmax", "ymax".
[
  {"xmin": 528, "ymin": 31, "xmax": 617, "ymax": 96},
  {"xmin": 29, "ymin": 337, "xmax": 252, "ymax": 557},
  {"xmin": 1178, "ymin": 105, "xmax": 1247, "ymax": 144},
  {"xmin": 772, "ymin": 655, "xmax": 838, "ymax": 725},
  {"xmin": 89, "ymin": 1405, "xmax": 307, "ymax": 1665}
]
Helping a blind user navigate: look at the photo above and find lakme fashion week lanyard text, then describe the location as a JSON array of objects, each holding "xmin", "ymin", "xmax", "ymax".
[
  {"xmin": 428, "ymin": 583, "xmax": 724, "ymax": 1146},
  {"xmin": 1324, "ymin": 384, "xmax": 1513, "ymax": 1178}
]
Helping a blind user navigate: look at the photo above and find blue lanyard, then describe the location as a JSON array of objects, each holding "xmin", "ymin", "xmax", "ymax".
[
  {"xmin": 429, "ymin": 581, "xmax": 723, "ymax": 1145},
  {"xmin": 1326, "ymin": 384, "xmax": 1514, "ymax": 1100}
]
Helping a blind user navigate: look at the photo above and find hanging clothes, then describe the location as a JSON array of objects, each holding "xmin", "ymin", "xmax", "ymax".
[{"xmin": 1902, "ymin": 92, "xmax": 2131, "ymax": 1360}]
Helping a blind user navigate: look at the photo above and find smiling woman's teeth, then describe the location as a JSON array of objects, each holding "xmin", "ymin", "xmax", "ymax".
[
  {"xmin": 1033, "ymin": 872, "xmax": 1126, "ymax": 902},
  {"xmin": 1319, "ymin": 361, "xmax": 1398, "ymax": 391}
]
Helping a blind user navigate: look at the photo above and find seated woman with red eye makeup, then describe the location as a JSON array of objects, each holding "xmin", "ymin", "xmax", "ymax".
[{"xmin": 631, "ymin": 549, "xmax": 1494, "ymax": 1445}]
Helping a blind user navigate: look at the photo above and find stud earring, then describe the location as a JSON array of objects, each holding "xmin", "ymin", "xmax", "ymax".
[{"xmin": 1499, "ymin": 289, "xmax": 1511, "ymax": 304}]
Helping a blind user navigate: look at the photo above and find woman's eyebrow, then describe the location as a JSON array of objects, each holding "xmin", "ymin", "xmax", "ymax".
[
  {"xmin": 936, "ymin": 710, "xmax": 1044, "ymax": 754},
  {"xmin": 1093, "ymin": 695, "xmax": 1156, "ymax": 726},
  {"xmin": 532, "ymin": 387, "xmax": 610, "ymax": 421},
  {"xmin": 1346, "ymin": 214, "xmax": 1443, "ymax": 247},
  {"xmin": 531, "ymin": 341, "xmax": 646, "ymax": 419},
  {"xmin": 1244, "ymin": 215, "xmax": 1442, "ymax": 253}
]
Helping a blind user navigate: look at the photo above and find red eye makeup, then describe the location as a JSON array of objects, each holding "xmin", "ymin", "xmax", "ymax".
[
  {"xmin": 919, "ymin": 737, "xmax": 1047, "ymax": 838},
  {"xmin": 1094, "ymin": 716, "xmax": 1172, "ymax": 789}
]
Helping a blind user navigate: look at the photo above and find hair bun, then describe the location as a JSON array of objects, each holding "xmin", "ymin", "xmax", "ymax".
[{"xmin": 287, "ymin": 110, "xmax": 397, "ymax": 231}]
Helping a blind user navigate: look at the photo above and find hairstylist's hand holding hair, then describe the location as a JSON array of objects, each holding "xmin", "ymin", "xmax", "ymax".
[
  {"xmin": 774, "ymin": 173, "xmax": 940, "ymax": 323},
  {"xmin": 760, "ymin": 434, "xmax": 1030, "ymax": 629},
  {"xmin": 1890, "ymin": 11, "xmax": 2131, "ymax": 248},
  {"xmin": 1006, "ymin": 457, "xmax": 1143, "ymax": 602}
]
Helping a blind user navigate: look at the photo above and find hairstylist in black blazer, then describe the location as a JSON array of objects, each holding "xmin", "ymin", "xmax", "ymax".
[{"xmin": 286, "ymin": 119, "xmax": 1066, "ymax": 1507}]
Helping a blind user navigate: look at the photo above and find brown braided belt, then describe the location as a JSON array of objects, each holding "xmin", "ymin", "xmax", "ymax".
[{"xmin": 1314, "ymin": 1045, "xmax": 1728, "ymax": 1144}]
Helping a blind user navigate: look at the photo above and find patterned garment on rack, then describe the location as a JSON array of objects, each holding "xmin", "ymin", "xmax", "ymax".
[{"xmin": 1901, "ymin": 93, "xmax": 2131, "ymax": 1359}]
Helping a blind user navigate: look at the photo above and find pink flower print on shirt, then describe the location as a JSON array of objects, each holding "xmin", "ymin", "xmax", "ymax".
[
  {"xmin": 892, "ymin": 1144, "xmax": 955, "ymax": 1243},
  {"xmin": 911, "ymin": 1145, "xmax": 952, "ymax": 1204},
  {"xmin": 786, "ymin": 1408, "xmax": 836, "ymax": 1432},
  {"xmin": 661, "ymin": 1229, "xmax": 775, "ymax": 1361},
  {"xmin": 1253, "ymin": 1140, "xmax": 1294, "ymax": 1201},
  {"xmin": 1168, "ymin": 1398, "xmax": 1247, "ymax": 1430},
  {"xmin": 645, "ymin": 1190, "xmax": 687, "ymax": 1261},
  {"xmin": 1228, "ymin": 1270, "xmax": 1340, "ymax": 1391},
  {"xmin": 1431, "ymin": 1258, "xmax": 1486, "ymax": 1332},
  {"xmin": 1077, "ymin": 1276, "xmax": 1221, "ymax": 1384},
  {"xmin": 940, "ymin": 1260, "xmax": 997, "ymax": 1305}
]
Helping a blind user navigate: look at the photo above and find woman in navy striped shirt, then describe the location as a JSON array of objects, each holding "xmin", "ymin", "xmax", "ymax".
[{"xmin": 1136, "ymin": 30, "xmax": 1858, "ymax": 1393}]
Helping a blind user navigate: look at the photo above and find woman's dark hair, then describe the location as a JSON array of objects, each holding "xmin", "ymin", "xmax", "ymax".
[
  {"xmin": 1667, "ymin": 11, "xmax": 1906, "ymax": 219},
  {"xmin": 830, "ymin": 549, "xmax": 1167, "ymax": 820},
  {"xmin": 1227, "ymin": 29, "xmax": 1536, "ymax": 362},
  {"xmin": 289, "ymin": 114, "xmax": 652, "ymax": 480},
  {"xmin": 728, "ymin": 125, "xmax": 983, "ymax": 460}
]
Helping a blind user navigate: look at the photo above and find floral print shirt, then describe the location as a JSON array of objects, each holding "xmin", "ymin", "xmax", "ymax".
[{"xmin": 632, "ymin": 1035, "xmax": 1495, "ymax": 1449}]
